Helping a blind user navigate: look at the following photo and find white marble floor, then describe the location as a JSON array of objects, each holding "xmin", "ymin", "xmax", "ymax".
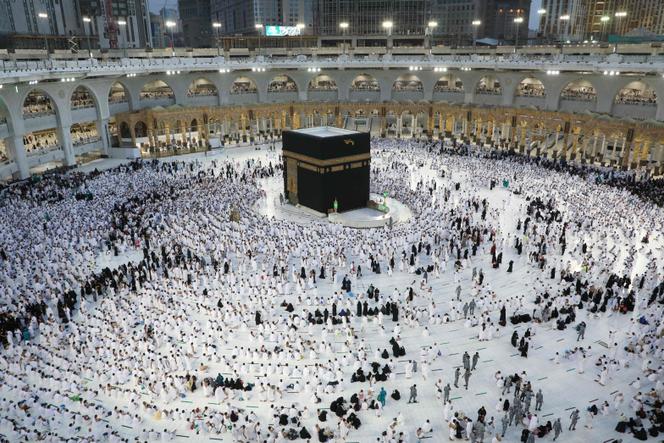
[{"xmin": 6, "ymin": 143, "xmax": 659, "ymax": 443}]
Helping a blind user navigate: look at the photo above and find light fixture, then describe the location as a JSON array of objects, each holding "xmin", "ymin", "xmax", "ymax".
[
  {"xmin": 117, "ymin": 20, "xmax": 127, "ymax": 26},
  {"xmin": 428, "ymin": 21, "xmax": 438, "ymax": 28},
  {"xmin": 219, "ymin": 68, "xmax": 230, "ymax": 73},
  {"xmin": 514, "ymin": 17, "xmax": 524, "ymax": 24},
  {"xmin": 83, "ymin": 17, "xmax": 91, "ymax": 23},
  {"xmin": 165, "ymin": 21, "xmax": 176, "ymax": 28},
  {"xmin": 213, "ymin": 22, "xmax": 222, "ymax": 29},
  {"xmin": 560, "ymin": 15, "xmax": 570, "ymax": 21},
  {"xmin": 255, "ymin": 23, "xmax": 263, "ymax": 29},
  {"xmin": 472, "ymin": 20, "xmax": 481, "ymax": 26},
  {"xmin": 615, "ymin": 11, "xmax": 627, "ymax": 18},
  {"xmin": 339, "ymin": 22, "xmax": 349, "ymax": 29},
  {"xmin": 296, "ymin": 23, "xmax": 305, "ymax": 30},
  {"xmin": 382, "ymin": 20, "xmax": 393, "ymax": 29},
  {"xmin": 600, "ymin": 16, "xmax": 610, "ymax": 23},
  {"xmin": 537, "ymin": 9, "xmax": 546, "ymax": 15},
  {"xmin": 546, "ymin": 70, "xmax": 560, "ymax": 75},
  {"xmin": 38, "ymin": 12, "xmax": 48, "ymax": 19},
  {"xmin": 433, "ymin": 67, "xmax": 447, "ymax": 72}
]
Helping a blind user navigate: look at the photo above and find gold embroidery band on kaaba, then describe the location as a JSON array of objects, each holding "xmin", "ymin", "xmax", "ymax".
[{"xmin": 282, "ymin": 151, "xmax": 371, "ymax": 167}]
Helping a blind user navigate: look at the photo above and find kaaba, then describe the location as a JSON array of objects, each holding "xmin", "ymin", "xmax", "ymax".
[{"xmin": 282, "ymin": 127, "xmax": 371, "ymax": 214}]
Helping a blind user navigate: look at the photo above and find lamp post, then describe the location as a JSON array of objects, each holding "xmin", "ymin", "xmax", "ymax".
[
  {"xmin": 614, "ymin": 11, "xmax": 627, "ymax": 51},
  {"xmin": 427, "ymin": 20, "xmax": 437, "ymax": 51},
  {"xmin": 117, "ymin": 19, "xmax": 127, "ymax": 58},
  {"xmin": 255, "ymin": 23, "xmax": 263, "ymax": 55},
  {"xmin": 472, "ymin": 20, "xmax": 481, "ymax": 52},
  {"xmin": 536, "ymin": 9, "xmax": 546, "ymax": 44},
  {"xmin": 339, "ymin": 22, "xmax": 349, "ymax": 53},
  {"xmin": 83, "ymin": 17, "xmax": 93, "ymax": 58},
  {"xmin": 38, "ymin": 12, "xmax": 49, "ymax": 53},
  {"xmin": 382, "ymin": 20, "xmax": 393, "ymax": 51},
  {"xmin": 213, "ymin": 22, "xmax": 222, "ymax": 56},
  {"xmin": 559, "ymin": 15, "xmax": 570, "ymax": 44},
  {"xmin": 296, "ymin": 23, "xmax": 305, "ymax": 49},
  {"xmin": 165, "ymin": 21, "xmax": 176, "ymax": 56},
  {"xmin": 513, "ymin": 17, "xmax": 524, "ymax": 49},
  {"xmin": 600, "ymin": 15, "xmax": 610, "ymax": 42}
]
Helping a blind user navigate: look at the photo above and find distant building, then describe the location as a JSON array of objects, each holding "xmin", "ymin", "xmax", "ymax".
[
  {"xmin": 0, "ymin": 0, "xmax": 82, "ymax": 49},
  {"xmin": 211, "ymin": 0, "xmax": 315, "ymax": 36},
  {"xmin": 482, "ymin": 0, "xmax": 531, "ymax": 44},
  {"xmin": 429, "ymin": 0, "xmax": 486, "ymax": 45},
  {"xmin": 314, "ymin": 0, "xmax": 429, "ymax": 36},
  {"xmin": 539, "ymin": 0, "xmax": 664, "ymax": 43},
  {"xmin": 78, "ymin": 0, "xmax": 152, "ymax": 49},
  {"xmin": 151, "ymin": 8, "xmax": 179, "ymax": 49},
  {"xmin": 179, "ymin": 0, "xmax": 212, "ymax": 47}
]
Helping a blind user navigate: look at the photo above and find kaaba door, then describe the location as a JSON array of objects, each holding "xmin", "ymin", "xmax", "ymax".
[{"xmin": 286, "ymin": 158, "xmax": 298, "ymax": 204}]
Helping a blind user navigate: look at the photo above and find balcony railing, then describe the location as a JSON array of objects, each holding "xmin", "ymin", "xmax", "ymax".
[{"xmin": 1, "ymin": 44, "xmax": 664, "ymax": 82}]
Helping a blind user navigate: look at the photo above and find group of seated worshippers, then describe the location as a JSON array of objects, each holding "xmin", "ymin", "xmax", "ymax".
[
  {"xmin": 328, "ymin": 396, "xmax": 361, "ymax": 430},
  {"xmin": 273, "ymin": 407, "xmax": 312, "ymax": 441},
  {"xmin": 210, "ymin": 373, "xmax": 253, "ymax": 392},
  {"xmin": 307, "ymin": 308, "xmax": 349, "ymax": 325},
  {"xmin": 520, "ymin": 419, "xmax": 553, "ymax": 441},
  {"xmin": 615, "ymin": 397, "xmax": 664, "ymax": 440},
  {"xmin": 350, "ymin": 361, "xmax": 391, "ymax": 383},
  {"xmin": 388, "ymin": 336, "xmax": 406, "ymax": 358},
  {"xmin": 355, "ymin": 298, "xmax": 400, "ymax": 322}
]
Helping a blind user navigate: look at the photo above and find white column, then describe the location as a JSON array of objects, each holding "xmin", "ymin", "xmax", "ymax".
[
  {"xmin": 97, "ymin": 118, "xmax": 111, "ymax": 155},
  {"xmin": 6, "ymin": 136, "xmax": 30, "ymax": 179},
  {"xmin": 58, "ymin": 125, "xmax": 76, "ymax": 166}
]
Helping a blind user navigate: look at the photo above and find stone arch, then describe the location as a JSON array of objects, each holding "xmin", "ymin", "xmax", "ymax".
[
  {"xmin": 22, "ymin": 89, "xmax": 58, "ymax": 118},
  {"xmin": 308, "ymin": 74, "xmax": 338, "ymax": 91},
  {"xmin": 70, "ymin": 122, "xmax": 100, "ymax": 147},
  {"xmin": 108, "ymin": 81, "xmax": 130, "ymax": 105},
  {"xmin": 230, "ymin": 76, "xmax": 258, "ymax": 95},
  {"xmin": 134, "ymin": 121, "xmax": 148, "ymax": 138},
  {"xmin": 392, "ymin": 74, "xmax": 423, "ymax": 92},
  {"xmin": 268, "ymin": 75, "xmax": 298, "ymax": 93},
  {"xmin": 70, "ymin": 85, "xmax": 98, "ymax": 111},
  {"xmin": 139, "ymin": 80, "xmax": 175, "ymax": 101},
  {"xmin": 475, "ymin": 76, "xmax": 502, "ymax": 95},
  {"xmin": 119, "ymin": 121, "xmax": 131, "ymax": 139},
  {"xmin": 190, "ymin": 119, "xmax": 198, "ymax": 132},
  {"xmin": 187, "ymin": 78, "xmax": 218, "ymax": 97},
  {"xmin": 613, "ymin": 80, "xmax": 657, "ymax": 106},
  {"xmin": 350, "ymin": 74, "xmax": 380, "ymax": 92},
  {"xmin": 516, "ymin": 77, "xmax": 546, "ymax": 97},
  {"xmin": 434, "ymin": 75, "xmax": 464, "ymax": 93},
  {"xmin": 560, "ymin": 79, "xmax": 597, "ymax": 102}
]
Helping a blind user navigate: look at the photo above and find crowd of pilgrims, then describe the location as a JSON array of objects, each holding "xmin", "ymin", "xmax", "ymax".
[{"xmin": 0, "ymin": 135, "xmax": 662, "ymax": 442}]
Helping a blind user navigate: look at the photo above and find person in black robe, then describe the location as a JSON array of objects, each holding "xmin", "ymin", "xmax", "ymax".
[
  {"xmin": 255, "ymin": 311, "xmax": 262, "ymax": 326},
  {"xmin": 392, "ymin": 305, "xmax": 399, "ymax": 322},
  {"xmin": 500, "ymin": 305, "xmax": 507, "ymax": 326},
  {"xmin": 511, "ymin": 331, "xmax": 519, "ymax": 347},
  {"xmin": 520, "ymin": 340, "xmax": 529, "ymax": 358},
  {"xmin": 507, "ymin": 260, "xmax": 513, "ymax": 273},
  {"xmin": 356, "ymin": 301, "xmax": 362, "ymax": 317}
]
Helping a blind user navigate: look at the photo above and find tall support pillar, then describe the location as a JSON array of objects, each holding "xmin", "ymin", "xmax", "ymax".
[
  {"xmin": 58, "ymin": 125, "xmax": 76, "ymax": 166},
  {"xmin": 97, "ymin": 118, "xmax": 110, "ymax": 155},
  {"xmin": 6, "ymin": 135, "xmax": 30, "ymax": 179}
]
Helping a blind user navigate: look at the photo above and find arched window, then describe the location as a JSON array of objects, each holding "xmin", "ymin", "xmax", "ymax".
[
  {"xmin": 561, "ymin": 80, "xmax": 596, "ymax": 102},
  {"xmin": 23, "ymin": 90, "xmax": 56, "ymax": 118},
  {"xmin": 268, "ymin": 75, "xmax": 298, "ymax": 93}
]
